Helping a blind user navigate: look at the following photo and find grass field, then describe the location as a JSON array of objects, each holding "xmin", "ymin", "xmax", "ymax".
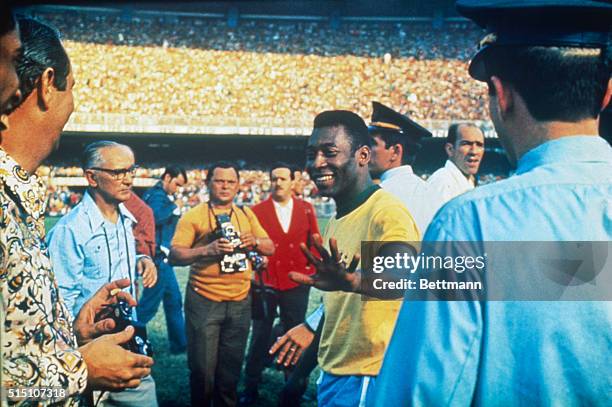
[
  {"xmin": 150, "ymin": 267, "xmax": 323, "ymax": 406},
  {"xmin": 45, "ymin": 215, "xmax": 329, "ymax": 406}
]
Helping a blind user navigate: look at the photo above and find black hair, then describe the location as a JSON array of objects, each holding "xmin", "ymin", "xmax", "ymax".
[
  {"xmin": 369, "ymin": 127, "xmax": 420, "ymax": 166},
  {"xmin": 206, "ymin": 161, "xmax": 240, "ymax": 183},
  {"xmin": 270, "ymin": 162, "xmax": 295, "ymax": 180},
  {"xmin": 162, "ymin": 165, "xmax": 187, "ymax": 182},
  {"xmin": 446, "ymin": 122, "xmax": 483, "ymax": 146},
  {"xmin": 15, "ymin": 18, "xmax": 69, "ymax": 105},
  {"xmin": 483, "ymin": 46, "xmax": 610, "ymax": 122},
  {"xmin": 313, "ymin": 110, "xmax": 371, "ymax": 152}
]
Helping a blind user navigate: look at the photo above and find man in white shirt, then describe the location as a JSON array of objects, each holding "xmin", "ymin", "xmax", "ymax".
[
  {"xmin": 368, "ymin": 101, "xmax": 434, "ymax": 234},
  {"xmin": 427, "ymin": 123, "xmax": 485, "ymax": 206}
]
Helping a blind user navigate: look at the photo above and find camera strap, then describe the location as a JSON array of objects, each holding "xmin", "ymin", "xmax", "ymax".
[
  {"xmin": 102, "ymin": 211, "xmax": 134, "ymax": 296},
  {"xmin": 207, "ymin": 201, "xmax": 242, "ymax": 235}
]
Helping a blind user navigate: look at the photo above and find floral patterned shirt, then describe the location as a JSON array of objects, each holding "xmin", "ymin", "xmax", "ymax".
[{"xmin": 0, "ymin": 149, "xmax": 87, "ymax": 405}]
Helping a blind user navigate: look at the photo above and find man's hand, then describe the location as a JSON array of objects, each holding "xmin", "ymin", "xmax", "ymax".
[
  {"xmin": 289, "ymin": 236, "xmax": 361, "ymax": 293},
  {"xmin": 74, "ymin": 278, "xmax": 137, "ymax": 345},
  {"xmin": 202, "ymin": 238, "xmax": 235, "ymax": 257},
  {"xmin": 137, "ymin": 257, "xmax": 157, "ymax": 288},
  {"xmin": 239, "ymin": 232, "xmax": 258, "ymax": 249},
  {"xmin": 269, "ymin": 323, "xmax": 315, "ymax": 367},
  {"xmin": 80, "ymin": 326, "xmax": 154, "ymax": 391}
]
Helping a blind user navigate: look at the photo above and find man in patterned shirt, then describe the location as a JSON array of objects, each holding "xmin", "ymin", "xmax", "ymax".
[{"xmin": 0, "ymin": 18, "xmax": 153, "ymax": 405}]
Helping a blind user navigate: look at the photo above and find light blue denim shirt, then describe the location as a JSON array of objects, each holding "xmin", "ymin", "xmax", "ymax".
[
  {"xmin": 47, "ymin": 191, "xmax": 138, "ymax": 319},
  {"xmin": 372, "ymin": 136, "xmax": 612, "ymax": 406}
]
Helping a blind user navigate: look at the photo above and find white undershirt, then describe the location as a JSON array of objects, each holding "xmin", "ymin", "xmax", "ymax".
[{"xmin": 273, "ymin": 198, "xmax": 294, "ymax": 233}]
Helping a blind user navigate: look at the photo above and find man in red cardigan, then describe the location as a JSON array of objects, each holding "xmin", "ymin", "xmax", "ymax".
[{"xmin": 240, "ymin": 163, "xmax": 320, "ymax": 405}]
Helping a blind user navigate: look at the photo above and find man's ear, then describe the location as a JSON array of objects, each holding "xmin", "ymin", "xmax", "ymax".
[
  {"xmin": 391, "ymin": 143, "xmax": 403, "ymax": 163},
  {"xmin": 84, "ymin": 169, "xmax": 98, "ymax": 188},
  {"xmin": 356, "ymin": 145, "xmax": 371, "ymax": 166},
  {"xmin": 37, "ymin": 67, "xmax": 57, "ymax": 111},
  {"xmin": 444, "ymin": 142, "xmax": 454, "ymax": 158},
  {"xmin": 490, "ymin": 75, "xmax": 513, "ymax": 119}
]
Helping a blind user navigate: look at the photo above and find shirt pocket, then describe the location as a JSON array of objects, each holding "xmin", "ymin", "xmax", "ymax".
[{"xmin": 82, "ymin": 236, "xmax": 107, "ymax": 280}]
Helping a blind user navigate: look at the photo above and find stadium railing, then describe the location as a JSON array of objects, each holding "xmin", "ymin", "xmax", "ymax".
[{"xmin": 66, "ymin": 112, "xmax": 497, "ymax": 138}]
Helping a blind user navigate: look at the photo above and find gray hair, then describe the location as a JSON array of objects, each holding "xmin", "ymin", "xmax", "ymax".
[{"xmin": 81, "ymin": 141, "xmax": 131, "ymax": 169}]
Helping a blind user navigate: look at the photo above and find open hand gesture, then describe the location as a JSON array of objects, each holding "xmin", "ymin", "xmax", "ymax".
[{"xmin": 289, "ymin": 235, "xmax": 361, "ymax": 293}]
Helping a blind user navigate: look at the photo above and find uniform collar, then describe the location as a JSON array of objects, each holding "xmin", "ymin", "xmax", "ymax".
[
  {"xmin": 444, "ymin": 159, "xmax": 474, "ymax": 188},
  {"xmin": 0, "ymin": 148, "xmax": 47, "ymax": 220},
  {"xmin": 516, "ymin": 136, "xmax": 612, "ymax": 175},
  {"xmin": 335, "ymin": 184, "xmax": 380, "ymax": 219},
  {"xmin": 380, "ymin": 165, "xmax": 414, "ymax": 182}
]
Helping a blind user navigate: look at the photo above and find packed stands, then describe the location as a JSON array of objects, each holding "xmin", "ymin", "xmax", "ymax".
[{"xmin": 28, "ymin": 10, "xmax": 488, "ymax": 129}]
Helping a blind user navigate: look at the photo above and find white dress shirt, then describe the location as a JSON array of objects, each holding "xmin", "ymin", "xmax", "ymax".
[
  {"xmin": 380, "ymin": 165, "xmax": 435, "ymax": 235},
  {"xmin": 427, "ymin": 159, "xmax": 475, "ymax": 208},
  {"xmin": 273, "ymin": 197, "xmax": 294, "ymax": 233}
]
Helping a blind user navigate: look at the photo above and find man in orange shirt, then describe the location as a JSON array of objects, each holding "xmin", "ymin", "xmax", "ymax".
[{"xmin": 170, "ymin": 161, "xmax": 274, "ymax": 407}]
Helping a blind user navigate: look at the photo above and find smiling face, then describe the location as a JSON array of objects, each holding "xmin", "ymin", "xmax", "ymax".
[
  {"xmin": 306, "ymin": 125, "xmax": 361, "ymax": 199},
  {"xmin": 447, "ymin": 125, "xmax": 485, "ymax": 176},
  {"xmin": 48, "ymin": 67, "xmax": 75, "ymax": 153}
]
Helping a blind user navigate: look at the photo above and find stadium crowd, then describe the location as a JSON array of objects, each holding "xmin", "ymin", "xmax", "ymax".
[
  {"xmin": 41, "ymin": 165, "xmax": 338, "ymax": 217},
  {"xmin": 41, "ymin": 164, "xmax": 502, "ymax": 218},
  {"xmin": 27, "ymin": 10, "xmax": 487, "ymax": 124}
]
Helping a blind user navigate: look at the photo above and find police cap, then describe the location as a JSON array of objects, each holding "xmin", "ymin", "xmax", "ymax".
[
  {"xmin": 456, "ymin": 0, "xmax": 612, "ymax": 81},
  {"xmin": 369, "ymin": 102, "xmax": 432, "ymax": 144}
]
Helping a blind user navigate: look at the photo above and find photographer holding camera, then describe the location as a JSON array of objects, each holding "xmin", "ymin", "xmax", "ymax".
[
  {"xmin": 170, "ymin": 162, "xmax": 274, "ymax": 407},
  {"xmin": 47, "ymin": 141, "xmax": 158, "ymax": 406}
]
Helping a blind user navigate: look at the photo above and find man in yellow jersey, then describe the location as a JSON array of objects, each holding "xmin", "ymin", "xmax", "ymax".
[
  {"xmin": 170, "ymin": 161, "xmax": 274, "ymax": 407},
  {"xmin": 270, "ymin": 111, "xmax": 420, "ymax": 406}
]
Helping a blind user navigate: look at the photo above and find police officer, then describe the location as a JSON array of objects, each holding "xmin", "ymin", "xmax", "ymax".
[{"xmin": 373, "ymin": 0, "xmax": 612, "ymax": 405}]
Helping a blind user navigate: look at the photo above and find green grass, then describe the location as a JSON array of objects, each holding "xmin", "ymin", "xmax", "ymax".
[{"xmin": 149, "ymin": 267, "xmax": 322, "ymax": 406}]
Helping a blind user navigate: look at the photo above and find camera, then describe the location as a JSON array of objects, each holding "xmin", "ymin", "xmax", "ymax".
[
  {"xmin": 213, "ymin": 214, "xmax": 265, "ymax": 274},
  {"xmin": 96, "ymin": 300, "xmax": 153, "ymax": 357}
]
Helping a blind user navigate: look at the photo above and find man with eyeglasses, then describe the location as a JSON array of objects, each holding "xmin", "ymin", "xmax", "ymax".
[{"xmin": 48, "ymin": 141, "xmax": 158, "ymax": 406}]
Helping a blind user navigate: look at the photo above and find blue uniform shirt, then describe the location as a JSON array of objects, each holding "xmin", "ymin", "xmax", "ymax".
[
  {"xmin": 47, "ymin": 191, "xmax": 138, "ymax": 318},
  {"xmin": 372, "ymin": 136, "xmax": 612, "ymax": 406}
]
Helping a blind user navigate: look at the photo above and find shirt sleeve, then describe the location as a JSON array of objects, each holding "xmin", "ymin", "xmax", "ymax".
[
  {"xmin": 134, "ymin": 205, "xmax": 156, "ymax": 257},
  {"xmin": 371, "ymin": 200, "xmax": 421, "ymax": 243},
  {"xmin": 370, "ymin": 222, "xmax": 483, "ymax": 407},
  {"xmin": 46, "ymin": 224, "xmax": 84, "ymax": 318},
  {"xmin": 171, "ymin": 209, "xmax": 198, "ymax": 248}
]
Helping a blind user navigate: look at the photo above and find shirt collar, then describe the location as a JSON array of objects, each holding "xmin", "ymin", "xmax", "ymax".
[
  {"xmin": 516, "ymin": 136, "xmax": 612, "ymax": 175},
  {"xmin": 82, "ymin": 190, "xmax": 136, "ymax": 232},
  {"xmin": 272, "ymin": 196, "xmax": 293, "ymax": 211},
  {"xmin": 444, "ymin": 159, "xmax": 474, "ymax": 187},
  {"xmin": 335, "ymin": 184, "xmax": 380, "ymax": 219},
  {"xmin": 0, "ymin": 148, "xmax": 47, "ymax": 220},
  {"xmin": 380, "ymin": 165, "xmax": 414, "ymax": 182}
]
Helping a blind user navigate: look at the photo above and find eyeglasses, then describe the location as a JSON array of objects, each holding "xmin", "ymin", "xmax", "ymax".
[{"xmin": 88, "ymin": 165, "xmax": 138, "ymax": 180}]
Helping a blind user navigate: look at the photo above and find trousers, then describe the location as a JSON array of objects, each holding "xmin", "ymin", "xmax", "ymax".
[
  {"xmin": 244, "ymin": 285, "xmax": 310, "ymax": 392},
  {"xmin": 136, "ymin": 257, "xmax": 187, "ymax": 352},
  {"xmin": 185, "ymin": 286, "xmax": 251, "ymax": 407}
]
